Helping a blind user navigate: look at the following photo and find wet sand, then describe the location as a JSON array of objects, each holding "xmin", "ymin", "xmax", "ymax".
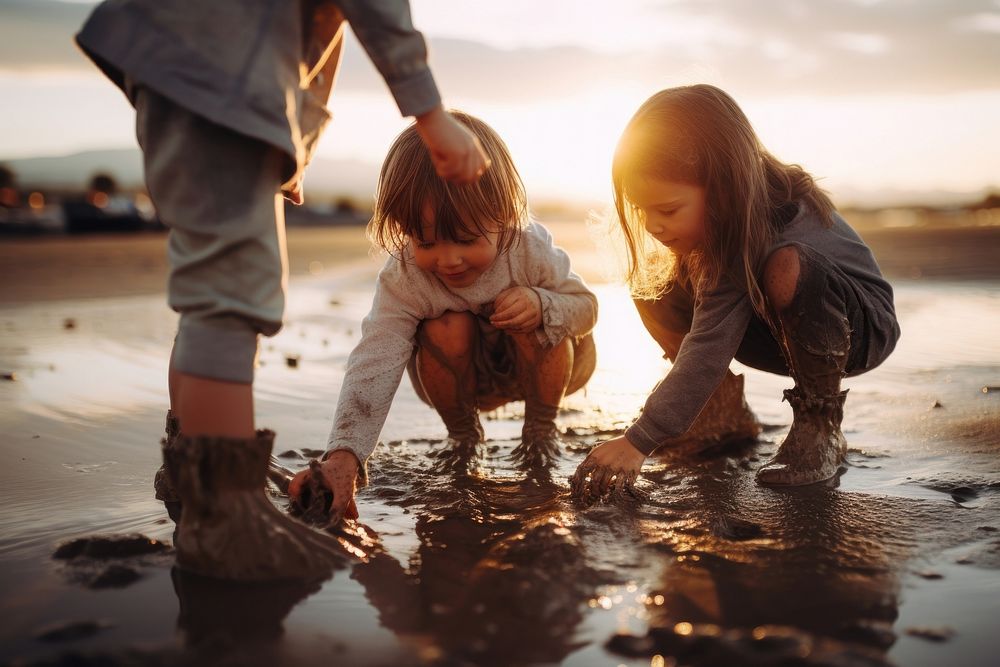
[{"xmin": 1, "ymin": 221, "xmax": 998, "ymax": 666}]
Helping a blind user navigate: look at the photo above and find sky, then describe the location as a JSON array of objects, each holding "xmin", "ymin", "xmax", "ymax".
[{"xmin": 1, "ymin": 0, "xmax": 999, "ymax": 206}]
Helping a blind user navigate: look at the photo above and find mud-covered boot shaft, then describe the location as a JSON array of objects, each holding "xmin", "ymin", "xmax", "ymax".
[
  {"xmin": 756, "ymin": 387, "xmax": 848, "ymax": 485},
  {"xmin": 654, "ymin": 373, "xmax": 761, "ymax": 455},
  {"xmin": 164, "ymin": 430, "xmax": 348, "ymax": 581},
  {"xmin": 153, "ymin": 410, "xmax": 182, "ymax": 523},
  {"xmin": 757, "ymin": 251, "xmax": 851, "ymax": 486}
]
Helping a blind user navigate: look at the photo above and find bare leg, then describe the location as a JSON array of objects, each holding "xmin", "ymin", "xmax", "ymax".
[
  {"xmin": 508, "ymin": 333, "xmax": 572, "ymax": 470},
  {"xmin": 414, "ymin": 312, "xmax": 484, "ymax": 471},
  {"xmin": 176, "ymin": 374, "xmax": 254, "ymax": 438}
]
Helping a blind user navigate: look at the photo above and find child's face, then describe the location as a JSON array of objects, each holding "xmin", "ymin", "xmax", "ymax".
[
  {"xmin": 409, "ymin": 209, "xmax": 500, "ymax": 288},
  {"xmin": 625, "ymin": 176, "xmax": 707, "ymax": 255}
]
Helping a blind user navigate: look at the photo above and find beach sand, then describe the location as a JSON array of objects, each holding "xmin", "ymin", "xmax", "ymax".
[{"xmin": 1, "ymin": 220, "xmax": 998, "ymax": 666}]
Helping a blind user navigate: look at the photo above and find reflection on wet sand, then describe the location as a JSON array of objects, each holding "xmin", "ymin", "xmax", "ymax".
[
  {"xmin": 604, "ymin": 443, "xmax": 993, "ymax": 666},
  {"xmin": 4, "ymin": 226, "xmax": 998, "ymax": 666},
  {"xmin": 326, "ymin": 430, "xmax": 994, "ymax": 666},
  {"xmin": 351, "ymin": 451, "xmax": 606, "ymax": 666},
  {"xmin": 172, "ymin": 569, "xmax": 322, "ymax": 655}
]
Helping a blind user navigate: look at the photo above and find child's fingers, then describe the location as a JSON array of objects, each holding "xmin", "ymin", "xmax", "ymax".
[
  {"xmin": 491, "ymin": 302, "xmax": 527, "ymax": 326},
  {"xmin": 329, "ymin": 494, "xmax": 352, "ymax": 526},
  {"xmin": 588, "ymin": 465, "xmax": 613, "ymax": 498},
  {"xmin": 497, "ymin": 311, "xmax": 531, "ymax": 329},
  {"xmin": 492, "ymin": 289, "xmax": 518, "ymax": 312},
  {"xmin": 612, "ymin": 468, "xmax": 633, "ymax": 494},
  {"xmin": 504, "ymin": 312, "xmax": 541, "ymax": 333},
  {"xmin": 490, "ymin": 303, "xmax": 519, "ymax": 322},
  {"xmin": 571, "ymin": 463, "xmax": 592, "ymax": 497}
]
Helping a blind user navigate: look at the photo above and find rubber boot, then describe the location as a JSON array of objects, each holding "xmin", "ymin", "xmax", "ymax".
[
  {"xmin": 164, "ymin": 430, "xmax": 347, "ymax": 581},
  {"xmin": 756, "ymin": 327, "xmax": 849, "ymax": 486},
  {"xmin": 435, "ymin": 405, "xmax": 486, "ymax": 474},
  {"xmin": 756, "ymin": 387, "xmax": 848, "ymax": 485},
  {"xmin": 510, "ymin": 400, "xmax": 561, "ymax": 470},
  {"xmin": 153, "ymin": 410, "xmax": 182, "ymax": 523},
  {"xmin": 655, "ymin": 373, "xmax": 761, "ymax": 456}
]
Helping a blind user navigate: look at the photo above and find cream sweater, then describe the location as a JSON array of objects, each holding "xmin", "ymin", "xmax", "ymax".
[{"xmin": 326, "ymin": 221, "xmax": 597, "ymax": 478}]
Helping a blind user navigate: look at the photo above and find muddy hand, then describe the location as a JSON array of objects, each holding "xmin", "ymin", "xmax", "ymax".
[
  {"xmin": 571, "ymin": 435, "xmax": 645, "ymax": 502},
  {"xmin": 289, "ymin": 450, "xmax": 360, "ymax": 527}
]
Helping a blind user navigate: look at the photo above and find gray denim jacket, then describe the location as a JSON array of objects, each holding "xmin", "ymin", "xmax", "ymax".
[{"xmin": 75, "ymin": 0, "xmax": 442, "ymax": 188}]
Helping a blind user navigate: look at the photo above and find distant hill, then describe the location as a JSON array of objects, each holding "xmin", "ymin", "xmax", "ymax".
[
  {"xmin": 1, "ymin": 148, "xmax": 381, "ymax": 203},
  {"xmin": 1, "ymin": 147, "xmax": 994, "ymax": 211}
]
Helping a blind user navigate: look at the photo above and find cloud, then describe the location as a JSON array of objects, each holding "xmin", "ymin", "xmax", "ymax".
[
  {"xmin": 0, "ymin": 0, "xmax": 93, "ymax": 71},
  {"xmin": 2, "ymin": 0, "xmax": 998, "ymax": 99}
]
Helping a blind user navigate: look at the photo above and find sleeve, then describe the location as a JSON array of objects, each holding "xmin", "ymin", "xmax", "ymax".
[
  {"xmin": 523, "ymin": 222, "xmax": 599, "ymax": 348},
  {"xmin": 623, "ymin": 280, "xmax": 754, "ymax": 455},
  {"xmin": 336, "ymin": 0, "xmax": 442, "ymax": 117},
  {"xmin": 326, "ymin": 262, "xmax": 429, "ymax": 483}
]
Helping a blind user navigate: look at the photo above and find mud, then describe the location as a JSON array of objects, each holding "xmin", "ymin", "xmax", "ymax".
[
  {"xmin": 50, "ymin": 535, "xmax": 174, "ymax": 590},
  {"xmin": 34, "ymin": 620, "xmax": 113, "ymax": 644},
  {"xmin": 2, "ymin": 225, "xmax": 999, "ymax": 666},
  {"xmin": 252, "ymin": 427, "xmax": 997, "ymax": 666}
]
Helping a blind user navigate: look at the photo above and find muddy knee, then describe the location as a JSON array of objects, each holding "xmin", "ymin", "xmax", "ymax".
[
  {"xmin": 764, "ymin": 245, "xmax": 802, "ymax": 313},
  {"xmin": 417, "ymin": 310, "xmax": 477, "ymax": 360}
]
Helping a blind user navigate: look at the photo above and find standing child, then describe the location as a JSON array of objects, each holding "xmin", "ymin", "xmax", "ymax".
[
  {"xmin": 75, "ymin": 0, "xmax": 491, "ymax": 581},
  {"xmin": 572, "ymin": 84, "xmax": 899, "ymax": 498},
  {"xmin": 291, "ymin": 111, "xmax": 597, "ymax": 523}
]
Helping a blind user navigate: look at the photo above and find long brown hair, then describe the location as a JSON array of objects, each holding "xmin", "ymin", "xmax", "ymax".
[
  {"xmin": 612, "ymin": 84, "xmax": 834, "ymax": 315},
  {"xmin": 369, "ymin": 110, "xmax": 527, "ymax": 258}
]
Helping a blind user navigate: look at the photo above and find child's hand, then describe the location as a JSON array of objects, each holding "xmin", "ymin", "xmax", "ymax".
[
  {"xmin": 282, "ymin": 177, "xmax": 304, "ymax": 205},
  {"xmin": 490, "ymin": 286, "xmax": 542, "ymax": 333},
  {"xmin": 289, "ymin": 450, "xmax": 360, "ymax": 525},
  {"xmin": 415, "ymin": 105, "xmax": 491, "ymax": 184},
  {"xmin": 571, "ymin": 435, "xmax": 646, "ymax": 501}
]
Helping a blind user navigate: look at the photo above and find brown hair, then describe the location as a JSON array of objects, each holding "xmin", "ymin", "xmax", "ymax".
[
  {"xmin": 368, "ymin": 110, "xmax": 527, "ymax": 258},
  {"xmin": 612, "ymin": 84, "xmax": 834, "ymax": 314}
]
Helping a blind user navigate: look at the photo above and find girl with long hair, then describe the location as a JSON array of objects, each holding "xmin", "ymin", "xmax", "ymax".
[{"xmin": 573, "ymin": 84, "xmax": 899, "ymax": 497}]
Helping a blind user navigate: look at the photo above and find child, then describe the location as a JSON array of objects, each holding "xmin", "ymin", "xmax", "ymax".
[
  {"xmin": 291, "ymin": 111, "xmax": 597, "ymax": 523},
  {"xmin": 75, "ymin": 0, "xmax": 491, "ymax": 581},
  {"xmin": 571, "ymin": 84, "xmax": 899, "ymax": 498}
]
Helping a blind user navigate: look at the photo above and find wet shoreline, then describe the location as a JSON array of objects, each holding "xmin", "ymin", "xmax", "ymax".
[{"xmin": 1, "ymin": 223, "xmax": 998, "ymax": 666}]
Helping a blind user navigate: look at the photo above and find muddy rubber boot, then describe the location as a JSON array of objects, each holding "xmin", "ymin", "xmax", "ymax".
[
  {"xmin": 435, "ymin": 406, "xmax": 486, "ymax": 474},
  {"xmin": 756, "ymin": 309, "xmax": 850, "ymax": 486},
  {"xmin": 756, "ymin": 387, "xmax": 848, "ymax": 485},
  {"xmin": 164, "ymin": 430, "xmax": 347, "ymax": 582},
  {"xmin": 510, "ymin": 401, "xmax": 561, "ymax": 470},
  {"xmin": 153, "ymin": 410, "xmax": 182, "ymax": 523},
  {"xmin": 655, "ymin": 373, "xmax": 761, "ymax": 456}
]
